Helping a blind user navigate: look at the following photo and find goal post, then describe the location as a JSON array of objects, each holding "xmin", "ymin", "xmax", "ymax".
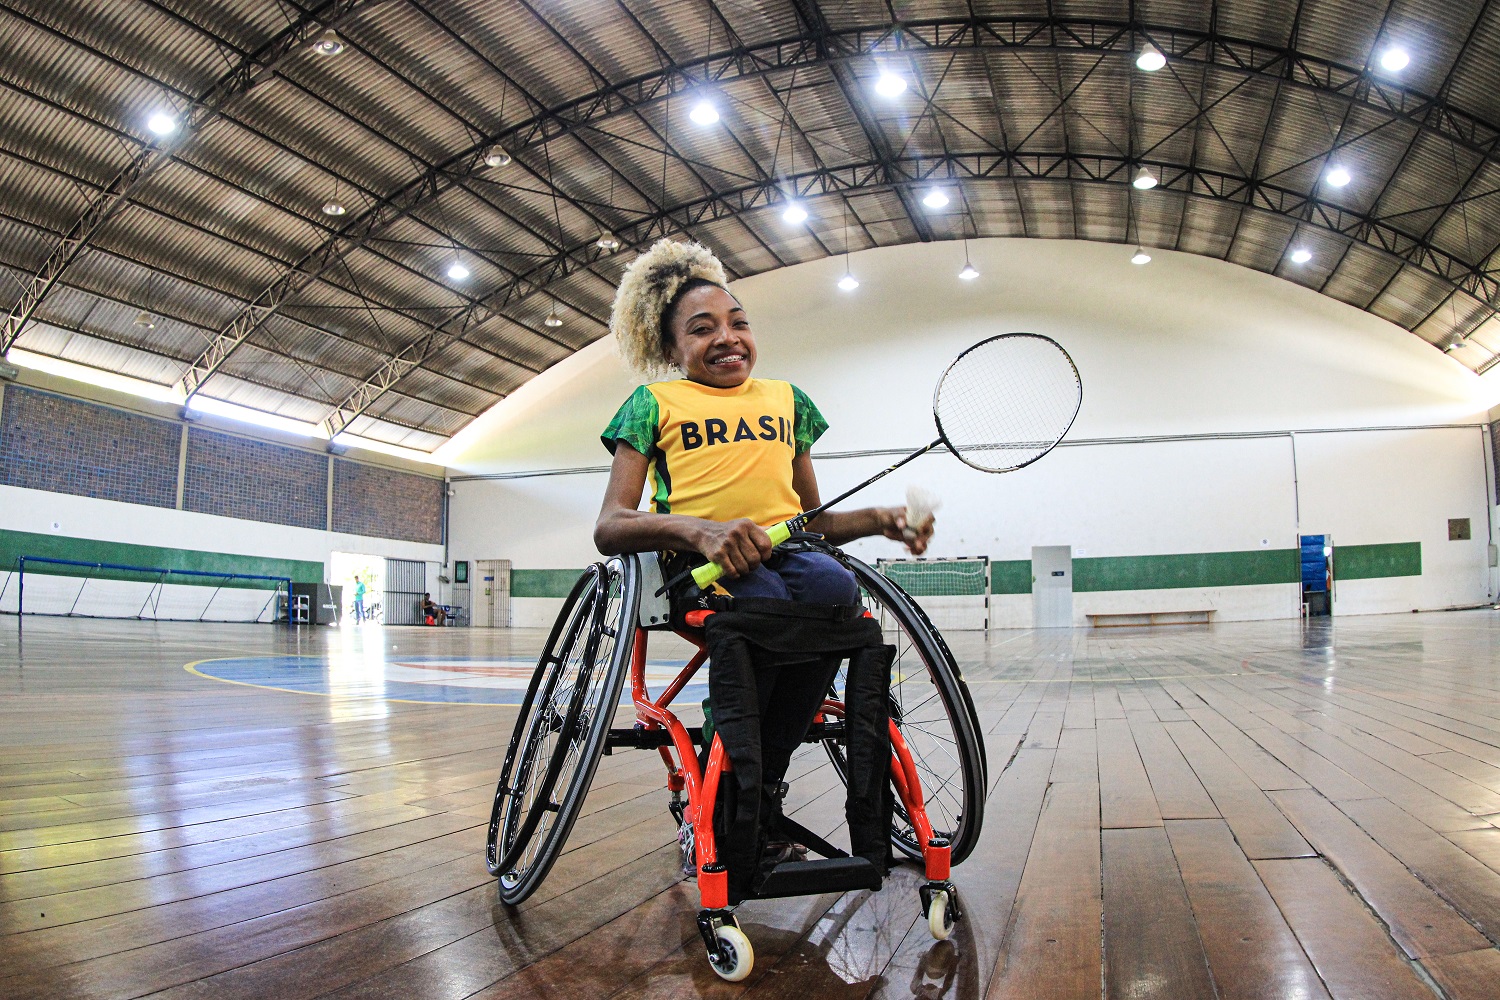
[
  {"xmin": 875, "ymin": 556, "xmax": 990, "ymax": 632},
  {"xmin": 8, "ymin": 555, "xmax": 292, "ymax": 624}
]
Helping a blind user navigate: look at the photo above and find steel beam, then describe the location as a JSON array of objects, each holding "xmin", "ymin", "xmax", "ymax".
[{"xmin": 0, "ymin": 0, "xmax": 388, "ymax": 357}]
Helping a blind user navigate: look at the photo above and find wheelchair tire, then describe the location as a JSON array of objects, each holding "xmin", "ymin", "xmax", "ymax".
[
  {"xmin": 485, "ymin": 557, "xmax": 638, "ymax": 904},
  {"xmin": 825, "ymin": 557, "xmax": 987, "ymax": 865}
]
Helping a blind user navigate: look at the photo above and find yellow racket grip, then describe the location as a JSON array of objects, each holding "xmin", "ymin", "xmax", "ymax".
[{"xmin": 690, "ymin": 520, "xmax": 794, "ymax": 589}]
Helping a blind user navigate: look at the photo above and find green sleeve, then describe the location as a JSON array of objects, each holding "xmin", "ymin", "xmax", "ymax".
[
  {"xmin": 790, "ymin": 384, "xmax": 828, "ymax": 454},
  {"xmin": 601, "ymin": 385, "xmax": 660, "ymax": 456}
]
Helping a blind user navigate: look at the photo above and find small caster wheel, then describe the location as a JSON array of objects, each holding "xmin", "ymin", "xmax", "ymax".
[
  {"xmin": 708, "ymin": 923, "xmax": 754, "ymax": 982},
  {"xmin": 927, "ymin": 888, "xmax": 955, "ymax": 941}
]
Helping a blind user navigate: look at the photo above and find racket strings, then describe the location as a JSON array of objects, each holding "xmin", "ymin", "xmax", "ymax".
[{"xmin": 934, "ymin": 334, "xmax": 1081, "ymax": 473}]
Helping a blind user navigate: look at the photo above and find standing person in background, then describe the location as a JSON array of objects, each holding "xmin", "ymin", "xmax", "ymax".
[{"xmin": 353, "ymin": 575, "xmax": 367, "ymax": 623}]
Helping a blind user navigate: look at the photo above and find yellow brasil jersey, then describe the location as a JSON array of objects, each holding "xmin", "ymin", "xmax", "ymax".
[{"xmin": 601, "ymin": 378, "xmax": 828, "ymax": 526}]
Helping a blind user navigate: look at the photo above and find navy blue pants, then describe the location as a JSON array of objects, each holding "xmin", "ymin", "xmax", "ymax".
[{"xmin": 719, "ymin": 550, "xmax": 859, "ymax": 606}]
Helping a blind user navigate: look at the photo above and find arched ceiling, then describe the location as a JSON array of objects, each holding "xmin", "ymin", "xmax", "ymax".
[{"xmin": 3, "ymin": 0, "xmax": 1499, "ymax": 453}]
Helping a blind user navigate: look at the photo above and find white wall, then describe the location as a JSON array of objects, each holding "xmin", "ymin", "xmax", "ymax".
[
  {"xmin": 441, "ymin": 238, "xmax": 1499, "ymax": 625},
  {"xmin": 0, "ymin": 483, "xmax": 444, "ymax": 618}
]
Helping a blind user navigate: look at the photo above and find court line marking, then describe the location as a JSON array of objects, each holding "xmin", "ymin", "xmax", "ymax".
[{"xmin": 183, "ymin": 657, "xmax": 513, "ymax": 707}]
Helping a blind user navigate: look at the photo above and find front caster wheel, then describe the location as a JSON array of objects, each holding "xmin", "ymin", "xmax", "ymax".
[
  {"xmin": 927, "ymin": 888, "xmax": 955, "ymax": 941},
  {"xmin": 708, "ymin": 924, "xmax": 754, "ymax": 982}
]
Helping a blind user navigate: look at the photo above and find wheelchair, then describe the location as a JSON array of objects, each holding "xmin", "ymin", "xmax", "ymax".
[{"xmin": 484, "ymin": 542, "xmax": 987, "ymax": 982}]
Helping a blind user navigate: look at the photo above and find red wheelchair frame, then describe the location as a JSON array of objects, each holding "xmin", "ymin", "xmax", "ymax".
[{"xmin": 628, "ymin": 607, "xmax": 952, "ymax": 912}]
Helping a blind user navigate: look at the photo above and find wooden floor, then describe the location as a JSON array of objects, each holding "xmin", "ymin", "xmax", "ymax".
[{"xmin": 3, "ymin": 612, "xmax": 1500, "ymax": 999}]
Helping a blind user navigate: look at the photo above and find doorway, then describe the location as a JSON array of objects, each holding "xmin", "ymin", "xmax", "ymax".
[
  {"xmin": 1032, "ymin": 546, "xmax": 1073, "ymax": 628},
  {"xmin": 330, "ymin": 551, "xmax": 384, "ymax": 625},
  {"xmin": 1300, "ymin": 534, "xmax": 1333, "ymax": 617},
  {"xmin": 472, "ymin": 559, "xmax": 511, "ymax": 628}
]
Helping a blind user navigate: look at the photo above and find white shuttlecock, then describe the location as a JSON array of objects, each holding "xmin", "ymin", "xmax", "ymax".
[{"xmin": 904, "ymin": 484, "xmax": 941, "ymax": 540}]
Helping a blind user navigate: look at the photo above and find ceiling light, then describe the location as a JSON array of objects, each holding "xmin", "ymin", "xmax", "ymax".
[
  {"xmin": 595, "ymin": 232, "xmax": 621, "ymax": 252},
  {"xmin": 544, "ymin": 309, "xmax": 563, "ymax": 328},
  {"xmin": 134, "ymin": 310, "xmax": 155, "ymax": 329},
  {"xmin": 782, "ymin": 201, "xmax": 808, "ymax": 224},
  {"xmin": 1289, "ymin": 248, "xmax": 1312, "ymax": 264},
  {"xmin": 689, "ymin": 96, "xmax": 719, "ymax": 126},
  {"xmin": 146, "ymin": 112, "xmax": 177, "ymax": 136},
  {"xmin": 874, "ymin": 69, "xmax": 907, "ymax": 98},
  {"xmin": 447, "ymin": 262, "xmax": 470, "ymax": 281},
  {"xmin": 1325, "ymin": 165, "xmax": 1352, "ymax": 187},
  {"xmin": 837, "ymin": 272, "xmax": 859, "ymax": 291},
  {"xmin": 1136, "ymin": 44, "xmax": 1166, "ymax": 72},
  {"xmin": 922, "ymin": 188, "xmax": 950, "ymax": 209},
  {"xmin": 1131, "ymin": 246, "xmax": 1152, "ymax": 265},
  {"xmin": 1132, "ymin": 166, "xmax": 1158, "ymax": 190},
  {"xmin": 958, "ymin": 262, "xmax": 979, "ymax": 281},
  {"xmin": 321, "ymin": 200, "xmax": 346, "ymax": 216},
  {"xmin": 1444, "ymin": 339, "xmax": 1462, "ymax": 352},
  {"xmin": 311, "ymin": 32, "xmax": 345, "ymax": 56},
  {"xmin": 1379, "ymin": 47, "xmax": 1410, "ymax": 72},
  {"xmin": 483, "ymin": 146, "xmax": 512, "ymax": 168}
]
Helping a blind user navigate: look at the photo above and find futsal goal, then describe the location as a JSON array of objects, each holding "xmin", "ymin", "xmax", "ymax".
[
  {"xmin": 1, "ymin": 556, "xmax": 291, "ymax": 624},
  {"xmin": 876, "ymin": 556, "xmax": 990, "ymax": 632}
]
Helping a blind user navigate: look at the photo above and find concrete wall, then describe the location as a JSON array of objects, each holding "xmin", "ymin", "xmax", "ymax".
[{"xmin": 438, "ymin": 238, "xmax": 1500, "ymax": 628}]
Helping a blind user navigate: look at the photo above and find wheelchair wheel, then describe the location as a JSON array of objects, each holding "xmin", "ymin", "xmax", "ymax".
[
  {"xmin": 826, "ymin": 557, "xmax": 987, "ymax": 864},
  {"xmin": 485, "ymin": 556, "xmax": 638, "ymax": 904}
]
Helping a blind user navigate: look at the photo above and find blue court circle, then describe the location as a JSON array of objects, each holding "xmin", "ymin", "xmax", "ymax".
[{"xmin": 187, "ymin": 654, "xmax": 704, "ymax": 706}]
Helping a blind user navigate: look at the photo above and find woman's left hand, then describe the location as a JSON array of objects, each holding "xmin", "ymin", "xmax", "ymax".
[{"xmin": 875, "ymin": 506, "xmax": 935, "ymax": 555}]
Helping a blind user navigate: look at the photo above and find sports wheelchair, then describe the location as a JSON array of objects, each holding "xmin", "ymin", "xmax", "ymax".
[{"xmin": 485, "ymin": 543, "xmax": 986, "ymax": 982}]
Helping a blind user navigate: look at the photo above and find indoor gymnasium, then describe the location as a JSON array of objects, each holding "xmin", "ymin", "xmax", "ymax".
[{"xmin": 4, "ymin": 2, "xmax": 1500, "ymax": 998}]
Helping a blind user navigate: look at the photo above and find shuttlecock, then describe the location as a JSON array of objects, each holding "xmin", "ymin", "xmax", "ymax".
[{"xmin": 904, "ymin": 484, "xmax": 941, "ymax": 541}]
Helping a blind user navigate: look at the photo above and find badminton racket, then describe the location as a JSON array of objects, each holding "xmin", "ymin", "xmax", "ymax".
[{"xmin": 679, "ymin": 332, "xmax": 1082, "ymax": 592}]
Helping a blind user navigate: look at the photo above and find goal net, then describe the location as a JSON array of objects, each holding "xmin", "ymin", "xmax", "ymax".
[
  {"xmin": 876, "ymin": 556, "xmax": 990, "ymax": 632},
  {"xmin": 1, "ymin": 557, "xmax": 290, "ymax": 624}
]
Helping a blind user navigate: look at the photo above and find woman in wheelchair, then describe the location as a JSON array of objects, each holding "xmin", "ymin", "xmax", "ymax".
[{"xmin": 486, "ymin": 240, "xmax": 981, "ymax": 982}]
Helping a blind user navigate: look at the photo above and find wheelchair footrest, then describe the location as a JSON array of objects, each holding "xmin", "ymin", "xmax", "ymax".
[{"xmin": 752, "ymin": 857, "xmax": 883, "ymax": 900}]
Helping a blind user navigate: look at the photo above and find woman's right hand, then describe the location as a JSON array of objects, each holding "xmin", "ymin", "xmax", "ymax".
[{"xmin": 695, "ymin": 518, "xmax": 774, "ymax": 579}]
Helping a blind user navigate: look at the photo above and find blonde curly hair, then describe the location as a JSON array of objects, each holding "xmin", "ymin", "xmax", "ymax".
[{"xmin": 610, "ymin": 238, "xmax": 728, "ymax": 380}]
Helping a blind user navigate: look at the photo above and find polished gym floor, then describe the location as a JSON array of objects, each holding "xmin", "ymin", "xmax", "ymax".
[{"xmin": 2, "ymin": 612, "xmax": 1499, "ymax": 999}]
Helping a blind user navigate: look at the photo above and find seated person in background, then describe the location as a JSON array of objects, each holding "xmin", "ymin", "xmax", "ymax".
[{"xmin": 421, "ymin": 593, "xmax": 447, "ymax": 626}]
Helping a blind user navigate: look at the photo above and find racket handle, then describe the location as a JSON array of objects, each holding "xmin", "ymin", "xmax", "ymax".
[{"xmin": 691, "ymin": 520, "xmax": 794, "ymax": 589}]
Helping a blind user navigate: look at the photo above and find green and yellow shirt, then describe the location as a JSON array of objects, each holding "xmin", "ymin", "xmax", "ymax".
[{"xmin": 601, "ymin": 378, "xmax": 828, "ymax": 526}]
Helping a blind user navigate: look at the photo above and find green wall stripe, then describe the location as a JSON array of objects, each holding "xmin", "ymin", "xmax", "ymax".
[
  {"xmin": 991, "ymin": 560, "xmax": 1033, "ymax": 595},
  {"xmin": 1074, "ymin": 549, "xmax": 1300, "ymax": 592},
  {"xmin": 1334, "ymin": 542, "xmax": 1421, "ymax": 581},
  {"xmin": 512, "ymin": 568, "xmax": 585, "ymax": 598},
  {"xmin": 0, "ymin": 528, "xmax": 322, "ymax": 588},
  {"xmin": 506, "ymin": 541, "xmax": 1422, "ymax": 600}
]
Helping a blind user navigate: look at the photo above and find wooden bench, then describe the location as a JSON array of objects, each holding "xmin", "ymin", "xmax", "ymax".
[{"xmin": 1086, "ymin": 610, "xmax": 1215, "ymax": 628}]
